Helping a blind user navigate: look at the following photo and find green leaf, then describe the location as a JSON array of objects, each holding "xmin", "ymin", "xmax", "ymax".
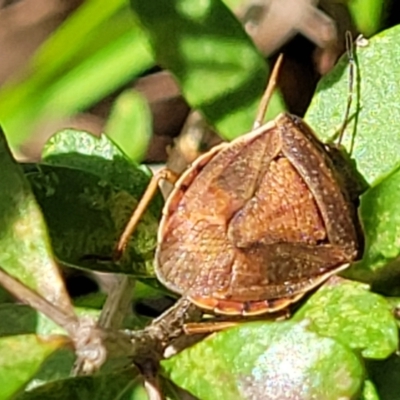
[
  {"xmin": 42, "ymin": 128, "xmax": 162, "ymax": 217},
  {"xmin": 42, "ymin": 28, "xmax": 152, "ymax": 116},
  {"xmin": 0, "ymin": 334, "xmax": 67, "ymax": 399},
  {"xmin": 0, "ymin": 304, "xmax": 100, "ymax": 337},
  {"xmin": 0, "ymin": 0, "xmax": 154, "ymax": 148},
  {"xmin": 105, "ymin": 90, "xmax": 152, "ymax": 162},
  {"xmin": 306, "ymin": 25, "xmax": 400, "ymax": 186},
  {"xmin": 0, "ymin": 129, "xmax": 73, "ymax": 314},
  {"xmin": 15, "ymin": 368, "xmax": 146, "ymax": 400},
  {"xmin": 367, "ymin": 354, "xmax": 400, "ymax": 400},
  {"xmin": 37, "ymin": 129, "xmax": 163, "ymax": 275},
  {"xmin": 222, "ymin": 0, "xmax": 246, "ymax": 8},
  {"xmin": 25, "ymin": 164, "xmax": 157, "ymax": 276},
  {"xmin": 26, "ymin": 348, "xmax": 75, "ymax": 392},
  {"xmin": 366, "ymin": 354, "xmax": 400, "ymax": 400},
  {"xmin": 130, "ymin": 0, "xmax": 285, "ymax": 140},
  {"xmin": 72, "ymin": 292, "xmax": 107, "ymax": 310},
  {"xmin": 305, "ymin": 25, "xmax": 400, "ymax": 290},
  {"xmin": 43, "ymin": 127, "xmax": 135, "ymax": 165},
  {"xmin": 161, "ymin": 321, "xmax": 364, "ymax": 400},
  {"xmin": 348, "ymin": 0, "xmax": 386, "ymax": 36},
  {"xmin": 26, "ymin": 0, "xmax": 129, "ymax": 78},
  {"xmin": 345, "ymin": 167, "xmax": 400, "ymax": 289},
  {"xmin": 360, "ymin": 380, "xmax": 380, "ymax": 400},
  {"xmin": 0, "ymin": 300, "xmax": 148, "ymax": 339},
  {"xmin": 293, "ymin": 279, "xmax": 398, "ymax": 359}
]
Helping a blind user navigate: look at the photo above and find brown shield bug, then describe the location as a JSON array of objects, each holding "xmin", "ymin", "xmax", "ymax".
[{"xmin": 116, "ymin": 44, "xmax": 363, "ymax": 317}]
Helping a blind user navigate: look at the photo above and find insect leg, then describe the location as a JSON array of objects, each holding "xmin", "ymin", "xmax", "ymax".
[
  {"xmin": 114, "ymin": 168, "xmax": 179, "ymax": 260},
  {"xmin": 183, "ymin": 320, "xmax": 239, "ymax": 334}
]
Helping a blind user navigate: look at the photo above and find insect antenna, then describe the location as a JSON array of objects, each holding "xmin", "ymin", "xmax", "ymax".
[
  {"xmin": 337, "ymin": 31, "xmax": 355, "ymax": 146},
  {"xmin": 252, "ymin": 53, "xmax": 284, "ymax": 130}
]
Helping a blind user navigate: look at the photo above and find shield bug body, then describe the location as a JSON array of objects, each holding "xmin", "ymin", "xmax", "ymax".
[{"xmin": 116, "ymin": 52, "xmax": 363, "ymax": 317}]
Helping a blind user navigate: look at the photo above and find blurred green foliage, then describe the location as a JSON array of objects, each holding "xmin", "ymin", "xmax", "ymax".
[
  {"xmin": 0, "ymin": 0, "xmax": 153, "ymax": 152},
  {"xmin": 0, "ymin": 0, "xmax": 391, "ymax": 158},
  {"xmin": 349, "ymin": 0, "xmax": 388, "ymax": 36}
]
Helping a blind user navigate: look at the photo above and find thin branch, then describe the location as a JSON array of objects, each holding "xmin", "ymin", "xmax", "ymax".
[
  {"xmin": 74, "ymin": 275, "xmax": 136, "ymax": 375},
  {"xmin": 0, "ymin": 266, "xmax": 204, "ymax": 388},
  {"xmin": 98, "ymin": 275, "xmax": 135, "ymax": 330},
  {"xmin": 144, "ymin": 376, "xmax": 165, "ymax": 400},
  {"xmin": 0, "ymin": 267, "xmax": 79, "ymax": 335},
  {"xmin": 0, "ymin": 266, "xmax": 134, "ymax": 376}
]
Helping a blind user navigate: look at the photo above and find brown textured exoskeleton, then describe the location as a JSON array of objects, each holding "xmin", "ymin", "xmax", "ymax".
[{"xmin": 116, "ymin": 49, "xmax": 363, "ymax": 317}]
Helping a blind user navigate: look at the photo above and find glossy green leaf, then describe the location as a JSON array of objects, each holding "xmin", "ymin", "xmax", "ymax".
[
  {"xmin": 42, "ymin": 128, "xmax": 162, "ymax": 216},
  {"xmin": 130, "ymin": 0, "xmax": 285, "ymax": 140},
  {"xmin": 293, "ymin": 279, "xmax": 398, "ymax": 359},
  {"xmin": 360, "ymin": 380, "xmax": 380, "ymax": 400},
  {"xmin": 72, "ymin": 292, "xmax": 107, "ymax": 310},
  {"xmin": 37, "ymin": 129, "xmax": 162, "ymax": 275},
  {"xmin": 349, "ymin": 0, "xmax": 386, "ymax": 36},
  {"xmin": 0, "ymin": 304, "xmax": 100, "ymax": 337},
  {"xmin": 0, "ymin": 334, "xmax": 67, "ymax": 399},
  {"xmin": 15, "ymin": 368, "xmax": 146, "ymax": 400},
  {"xmin": 367, "ymin": 354, "xmax": 400, "ymax": 400},
  {"xmin": 366, "ymin": 354, "xmax": 400, "ymax": 400},
  {"xmin": 25, "ymin": 164, "xmax": 157, "ymax": 276},
  {"xmin": 306, "ymin": 25, "xmax": 400, "ymax": 186},
  {"xmin": 25, "ymin": 348, "xmax": 76, "ymax": 393},
  {"xmin": 0, "ymin": 129, "xmax": 73, "ymax": 314},
  {"xmin": 161, "ymin": 321, "xmax": 364, "ymax": 400},
  {"xmin": 305, "ymin": 25, "xmax": 400, "ymax": 289},
  {"xmin": 105, "ymin": 90, "xmax": 152, "ymax": 162},
  {"xmin": 345, "ymin": 167, "xmax": 400, "ymax": 289}
]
